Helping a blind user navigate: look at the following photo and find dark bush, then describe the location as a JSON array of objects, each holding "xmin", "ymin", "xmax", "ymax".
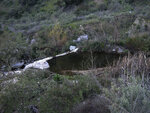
[
  {"xmin": 19, "ymin": 0, "xmax": 39, "ymax": 6},
  {"xmin": 64, "ymin": 0, "xmax": 84, "ymax": 6},
  {"xmin": 125, "ymin": 0, "xmax": 148, "ymax": 3},
  {"xmin": 125, "ymin": 35, "xmax": 150, "ymax": 51}
]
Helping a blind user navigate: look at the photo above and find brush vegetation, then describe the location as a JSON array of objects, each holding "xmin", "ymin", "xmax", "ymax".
[{"xmin": 1, "ymin": 0, "xmax": 150, "ymax": 113}]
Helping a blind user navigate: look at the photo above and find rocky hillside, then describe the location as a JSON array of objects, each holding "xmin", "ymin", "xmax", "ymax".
[
  {"xmin": 1, "ymin": 0, "xmax": 150, "ymax": 113},
  {"xmin": 0, "ymin": 0, "xmax": 150, "ymax": 68}
]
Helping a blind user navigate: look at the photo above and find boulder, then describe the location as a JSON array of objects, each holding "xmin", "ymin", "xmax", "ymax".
[
  {"xmin": 112, "ymin": 46, "xmax": 124, "ymax": 54},
  {"xmin": 30, "ymin": 39, "xmax": 36, "ymax": 45},
  {"xmin": 77, "ymin": 35, "xmax": 88, "ymax": 42},
  {"xmin": 24, "ymin": 60, "xmax": 50, "ymax": 70},
  {"xmin": 11, "ymin": 62, "xmax": 25, "ymax": 71},
  {"xmin": 69, "ymin": 45, "xmax": 76, "ymax": 51},
  {"xmin": 73, "ymin": 35, "xmax": 88, "ymax": 42},
  {"xmin": 105, "ymin": 45, "xmax": 126, "ymax": 54}
]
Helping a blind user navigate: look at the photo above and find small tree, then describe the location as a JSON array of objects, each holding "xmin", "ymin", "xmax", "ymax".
[{"xmin": 49, "ymin": 23, "xmax": 67, "ymax": 47}]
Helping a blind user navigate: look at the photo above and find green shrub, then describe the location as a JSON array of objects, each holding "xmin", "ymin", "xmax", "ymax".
[
  {"xmin": 81, "ymin": 41, "xmax": 105, "ymax": 52},
  {"xmin": 19, "ymin": 0, "xmax": 39, "ymax": 6},
  {"xmin": 64, "ymin": 0, "xmax": 84, "ymax": 6},
  {"xmin": 39, "ymin": 75, "xmax": 100, "ymax": 113},
  {"xmin": 125, "ymin": 35, "xmax": 150, "ymax": 51},
  {"xmin": 0, "ymin": 71, "xmax": 100, "ymax": 113},
  {"xmin": 0, "ymin": 70, "xmax": 51, "ymax": 113},
  {"xmin": 75, "ymin": 1, "xmax": 104, "ymax": 16},
  {"xmin": 104, "ymin": 77, "xmax": 150, "ymax": 113},
  {"xmin": 0, "ymin": 31, "xmax": 34, "ymax": 69},
  {"xmin": 49, "ymin": 23, "xmax": 67, "ymax": 47}
]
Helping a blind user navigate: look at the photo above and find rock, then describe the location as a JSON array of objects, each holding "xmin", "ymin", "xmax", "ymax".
[
  {"xmin": 129, "ymin": 11, "xmax": 132, "ymax": 14},
  {"xmin": 11, "ymin": 62, "xmax": 25, "ymax": 71},
  {"xmin": 69, "ymin": 45, "xmax": 76, "ymax": 51},
  {"xmin": 105, "ymin": 45, "xmax": 126, "ymax": 54},
  {"xmin": 0, "ymin": 65, "xmax": 6, "ymax": 71},
  {"xmin": 24, "ymin": 60, "xmax": 50, "ymax": 70},
  {"xmin": 0, "ymin": 72, "xmax": 4, "ymax": 78},
  {"xmin": 73, "ymin": 35, "xmax": 88, "ymax": 42},
  {"xmin": 2, "ymin": 77, "xmax": 18, "ymax": 84},
  {"xmin": 77, "ymin": 35, "xmax": 88, "ymax": 42},
  {"xmin": 117, "ymin": 47, "xmax": 124, "ymax": 53},
  {"xmin": 29, "ymin": 105, "xmax": 39, "ymax": 113},
  {"xmin": 30, "ymin": 39, "xmax": 36, "ymax": 45},
  {"xmin": 111, "ymin": 46, "xmax": 125, "ymax": 54}
]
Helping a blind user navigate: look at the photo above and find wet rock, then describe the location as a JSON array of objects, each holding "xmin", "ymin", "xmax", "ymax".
[{"xmin": 11, "ymin": 62, "xmax": 25, "ymax": 71}]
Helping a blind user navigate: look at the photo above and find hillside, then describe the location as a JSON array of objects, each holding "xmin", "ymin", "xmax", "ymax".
[{"xmin": 1, "ymin": 0, "xmax": 150, "ymax": 113}]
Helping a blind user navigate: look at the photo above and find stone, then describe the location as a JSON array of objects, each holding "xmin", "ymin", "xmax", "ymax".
[
  {"xmin": 29, "ymin": 105, "xmax": 39, "ymax": 113},
  {"xmin": 24, "ymin": 60, "xmax": 50, "ymax": 70},
  {"xmin": 0, "ymin": 65, "xmax": 6, "ymax": 71},
  {"xmin": 69, "ymin": 45, "xmax": 76, "ymax": 51},
  {"xmin": 112, "ymin": 46, "xmax": 124, "ymax": 54},
  {"xmin": 30, "ymin": 39, "xmax": 36, "ymax": 45},
  {"xmin": 0, "ymin": 72, "xmax": 4, "ymax": 78},
  {"xmin": 77, "ymin": 35, "xmax": 88, "ymax": 42},
  {"xmin": 11, "ymin": 62, "xmax": 25, "ymax": 71}
]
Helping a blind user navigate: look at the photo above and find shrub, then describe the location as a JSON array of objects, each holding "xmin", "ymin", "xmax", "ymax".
[
  {"xmin": 19, "ymin": 0, "xmax": 39, "ymax": 6},
  {"xmin": 125, "ymin": 35, "xmax": 150, "ymax": 51},
  {"xmin": 49, "ymin": 23, "xmax": 67, "ymax": 47},
  {"xmin": 125, "ymin": 0, "xmax": 147, "ymax": 4},
  {"xmin": 0, "ymin": 70, "xmax": 51, "ymax": 113},
  {"xmin": 104, "ymin": 77, "xmax": 150, "ymax": 113},
  {"xmin": 64, "ymin": 0, "xmax": 84, "ymax": 6},
  {"xmin": 0, "ymin": 31, "xmax": 29, "ymax": 69},
  {"xmin": 0, "ymin": 71, "xmax": 100, "ymax": 113},
  {"xmin": 39, "ymin": 75, "xmax": 100, "ymax": 113},
  {"xmin": 81, "ymin": 41, "xmax": 105, "ymax": 52}
]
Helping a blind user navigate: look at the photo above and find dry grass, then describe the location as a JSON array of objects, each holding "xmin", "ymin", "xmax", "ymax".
[{"xmin": 111, "ymin": 52, "xmax": 150, "ymax": 81}]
